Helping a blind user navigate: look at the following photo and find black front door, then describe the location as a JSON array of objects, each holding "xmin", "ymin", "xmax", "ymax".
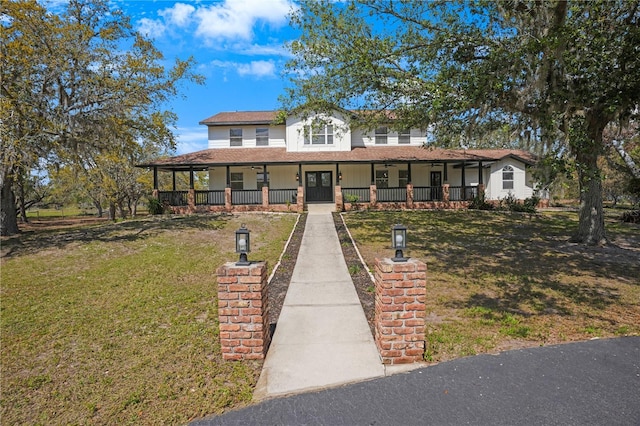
[
  {"xmin": 306, "ymin": 171, "xmax": 333, "ymax": 202},
  {"xmin": 430, "ymin": 171, "xmax": 442, "ymax": 200}
]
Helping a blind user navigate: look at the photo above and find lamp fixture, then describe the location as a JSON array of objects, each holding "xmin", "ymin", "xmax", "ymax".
[
  {"xmin": 235, "ymin": 224, "xmax": 251, "ymax": 265},
  {"xmin": 391, "ymin": 224, "xmax": 408, "ymax": 262},
  {"xmin": 339, "ymin": 171, "xmax": 343, "ymax": 181}
]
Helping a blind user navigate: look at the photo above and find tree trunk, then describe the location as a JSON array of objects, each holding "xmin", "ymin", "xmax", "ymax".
[
  {"xmin": 16, "ymin": 175, "xmax": 29, "ymax": 223},
  {"xmin": 572, "ymin": 115, "xmax": 607, "ymax": 245},
  {"xmin": 1, "ymin": 179, "xmax": 20, "ymax": 236},
  {"xmin": 108, "ymin": 202, "xmax": 116, "ymax": 221}
]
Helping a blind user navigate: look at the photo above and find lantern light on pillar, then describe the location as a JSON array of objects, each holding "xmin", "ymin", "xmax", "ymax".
[
  {"xmin": 295, "ymin": 172, "xmax": 300, "ymax": 182},
  {"xmin": 235, "ymin": 224, "xmax": 251, "ymax": 265},
  {"xmin": 339, "ymin": 171, "xmax": 343, "ymax": 181},
  {"xmin": 391, "ymin": 224, "xmax": 408, "ymax": 262}
]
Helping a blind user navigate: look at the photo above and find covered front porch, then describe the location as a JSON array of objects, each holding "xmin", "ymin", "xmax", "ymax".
[{"xmin": 148, "ymin": 159, "xmax": 487, "ymax": 214}]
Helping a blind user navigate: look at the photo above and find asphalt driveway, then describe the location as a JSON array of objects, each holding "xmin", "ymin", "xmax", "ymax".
[{"xmin": 193, "ymin": 337, "xmax": 640, "ymax": 426}]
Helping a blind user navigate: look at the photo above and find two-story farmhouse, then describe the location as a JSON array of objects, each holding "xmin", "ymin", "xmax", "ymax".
[{"xmin": 139, "ymin": 110, "xmax": 542, "ymax": 213}]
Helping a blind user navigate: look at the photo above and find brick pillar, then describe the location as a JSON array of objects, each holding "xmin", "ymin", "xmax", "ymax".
[
  {"xmin": 262, "ymin": 186, "xmax": 269, "ymax": 208},
  {"xmin": 370, "ymin": 184, "xmax": 377, "ymax": 207},
  {"xmin": 442, "ymin": 184, "xmax": 450, "ymax": 203},
  {"xmin": 187, "ymin": 189, "xmax": 195, "ymax": 213},
  {"xmin": 406, "ymin": 183, "xmax": 414, "ymax": 209},
  {"xmin": 225, "ymin": 187, "xmax": 232, "ymax": 211},
  {"xmin": 216, "ymin": 261, "xmax": 270, "ymax": 361},
  {"xmin": 297, "ymin": 186, "xmax": 304, "ymax": 213},
  {"xmin": 335, "ymin": 185, "xmax": 343, "ymax": 212},
  {"xmin": 374, "ymin": 258, "xmax": 426, "ymax": 364}
]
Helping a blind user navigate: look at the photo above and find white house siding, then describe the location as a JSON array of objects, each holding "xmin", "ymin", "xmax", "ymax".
[
  {"xmin": 353, "ymin": 128, "xmax": 425, "ymax": 147},
  {"xmin": 486, "ymin": 159, "xmax": 533, "ymax": 200},
  {"xmin": 339, "ymin": 164, "xmax": 370, "ymax": 188},
  {"xmin": 208, "ymin": 125, "xmax": 286, "ymax": 149},
  {"xmin": 208, "ymin": 165, "xmax": 298, "ymax": 190},
  {"xmin": 285, "ymin": 114, "xmax": 352, "ymax": 152}
]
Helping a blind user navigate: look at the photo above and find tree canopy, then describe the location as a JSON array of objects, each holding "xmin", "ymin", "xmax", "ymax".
[
  {"xmin": 1, "ymin": 0, "xmax": 202, "ymax": 235},
  {"xmin": 283, "ymin": 0, "xmax": 640, "ymax": 244}
]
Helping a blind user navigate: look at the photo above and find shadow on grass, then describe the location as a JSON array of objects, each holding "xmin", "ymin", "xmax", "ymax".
[
  {"xmin": 346, "ymin": 209, "xmax": 639, "ymax": 319},
  {"xmin": 1, "ymin": 214, "xmax": 234, "ymax": 259}
]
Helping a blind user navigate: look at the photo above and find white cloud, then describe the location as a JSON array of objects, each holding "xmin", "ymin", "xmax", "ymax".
[
  {"xmin": 237, "ymin": 60, "xmax": 276, "ymax": 77},
  {"xmin": 194, "ymin": 0, "xmax": 295, "ymax": 42},
  {"xmin": 208, "ymin": 59, "xmax": 277, "ymax": 78},
  {"xmin": 174, "ymin": 126, "xmax": 208, "ymax": 154},
  {"xmin": 159, "ymin": 3, "xmax": 195, "ymax": 27},
  {"xmin": 137, "ymin": 17, "xmax": 166, "ymax": 38}
]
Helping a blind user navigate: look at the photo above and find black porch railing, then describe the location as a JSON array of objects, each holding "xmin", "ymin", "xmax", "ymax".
[
  {"xmin": 449, "ymin": 186, "xmax": 478, "ymax": 201},
  {"xmin": 342, "ymin": 187, "xmax": 371, "ymax": 202},
  {"xmin": 377, "ymin": 187, "xmax": 407, "ymax": 202},
  {"xmin": 231, "ymin": 189, "xmax": 262, "ymax": 205},
  {"xmin": 413, "ymin": 186, "xmax": 443, "ymax": 202},
  {"xmin": 268, "ymin": 188, "xmax": 298, "ymax": 205},
  {"xmin": 195, "ymin": 190, "xmax": 225, "ymax": 206},
  {"xmin": 158, "ymin": 191, "xmax": 188, "ymax": 206}
]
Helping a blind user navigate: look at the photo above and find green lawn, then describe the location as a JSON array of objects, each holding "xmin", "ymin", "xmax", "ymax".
[
  {"xmin": 343, "ymin": 209, "xmax": 640, "ymax": 362},
  {"xmin": 1, "ymin": 213, "xmax": 297, "ymax": 425}
]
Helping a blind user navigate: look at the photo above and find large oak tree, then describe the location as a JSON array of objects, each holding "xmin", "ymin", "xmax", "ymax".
[
  {"xmin": 1, "ymin": 0, "xmax": 201, "ymax": 235},
  {"xmin": 283, "ymin": 0, "xmax": 640, "ymax": 245}
]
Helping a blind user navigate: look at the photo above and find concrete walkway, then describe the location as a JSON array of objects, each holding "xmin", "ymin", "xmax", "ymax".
[{"xmin": 253, "ymin": 204, "xmax": 385, "ymax": 400}]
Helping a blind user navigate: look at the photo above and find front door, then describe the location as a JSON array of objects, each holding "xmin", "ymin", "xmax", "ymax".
[
  {"xmin": 430, "ymin": 171, "xmax": 442, "ymax": 200},
  {"xmin": 306, "ymin": 171, "xmax": 333, "ymax": 202}
]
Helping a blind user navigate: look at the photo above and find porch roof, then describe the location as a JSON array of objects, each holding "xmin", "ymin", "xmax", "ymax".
[{"xmin": 138, "ymin": 146, "xmax": 537, "ymax": 172}]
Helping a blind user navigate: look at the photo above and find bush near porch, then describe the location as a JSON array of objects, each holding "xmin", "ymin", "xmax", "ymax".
[
  {"xmin": 0, "ymin": 213, "xmax": 297, "ymax": 425},
  {"xmin": 342, "ymin": 209, "xmax": 640, "ymax": 362}
]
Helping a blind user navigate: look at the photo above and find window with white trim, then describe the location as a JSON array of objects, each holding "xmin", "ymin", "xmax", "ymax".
[
  {"xmin": 230, "ymin": 128, "xmax": 243, "ymax": 147},
  {"xmin": 398, "ymin": 129, "xmax": 411, "ymax": 144},
  {"xmin": 502, "ymin": 165, "xmax": 514, "ymax": 190},
  {"xmin": 256, "ymin": 128, "xmax": 269, "ymax": 146},
  {"xmin": 230, "ymin": 172, "xmax": 244, "ymax": 190},
  {"xmin": 305, "ymin": 123, "xmax": 334, "ymax": 145},
  {"xmin": 375, "ymin": 127, "xmax": 388, "ymax": 144}
]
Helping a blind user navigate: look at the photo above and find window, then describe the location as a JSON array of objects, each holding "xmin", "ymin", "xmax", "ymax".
[
  {"xmin": 375, "ymin": 127, "xmax": 388, "ymax": 144},
  {"xmin": 230, "ymin": 172, "xmax": 244, "ymax": 190},
  {"xmin": 399, "ymin": 169, "xmax": 409, "ymax": 187},
  {"xmin": 399, "ymin": 129, "xmax": 411, "ymax": 144},
  {"xmin": 376, "ymin": 170, "xmax": 389, "ymax": 188},
  {"xmin": 502, "ymin": 165, "xmax": 514, "ymax": 190},
  {"xmin": 305, "ymin": 123, "xmax": 334, "ymax": 145},
  {"xmin": 256, "ymin": 172, "xmax": 269, "ymax": 189},
  {"xmin": 256, "ymin": 128, "xmax": 269, "ymax": 146},
  {"xmin": 230, "ymin": 128, "xmax": 243, "ymax": 147}
]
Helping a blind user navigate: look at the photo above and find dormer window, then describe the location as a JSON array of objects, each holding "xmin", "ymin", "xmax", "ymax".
[
  {"xmin": 375, "ymin": 127, "xmax": 388, "ymax": 144},
  {"xmin": 305, "ymin": 123, "xmax": 334, "ymax": 145},
  {"xmin": 230, "ymin": 128, "xmax": 243, "ymax": 147}
]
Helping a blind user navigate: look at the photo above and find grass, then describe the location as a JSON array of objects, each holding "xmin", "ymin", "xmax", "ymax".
[
  {"xmin": 1, "ymin": 213, "xmax": 297, "ymax": 425},
  {"xmin": 342, "ymin": 209, "xmax": 640, "ymax": 363}
]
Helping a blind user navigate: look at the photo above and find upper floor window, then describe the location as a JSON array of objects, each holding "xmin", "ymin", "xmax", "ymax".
[
  {"xmin": 398, "ymin": 129, "xmax": 411, "ymax": 144},
  {"xmin": 375, "ymin": 127, "xmax": 388, "ymax": 144},
  {"xmin": 305, "ymin": 123, "xmax": 334, "ymax": 145},
  {"xmin": 230, "ymin": 128, "xmax": 243, "ymax": 147},
  {"xmin": 502, "ymin": 165, "xmax": 514, "ymax": 190},
  {"xmin": 256, "ymin": 128, "xmax": 269, "ymax": 146}
]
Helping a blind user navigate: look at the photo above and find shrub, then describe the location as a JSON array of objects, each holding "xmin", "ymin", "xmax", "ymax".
[
  {"xmin": 147, "ymin": 197, "xmax": 164, "ymax": 215},
  {"xmin": 468, "ymin": 193, "xmax": 494, "ymax": 210}
]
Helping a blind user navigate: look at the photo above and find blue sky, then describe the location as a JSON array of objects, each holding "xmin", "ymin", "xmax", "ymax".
[{"xmin": 115, "ymin": 0, "xmax": 300, "ymax": 154}]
